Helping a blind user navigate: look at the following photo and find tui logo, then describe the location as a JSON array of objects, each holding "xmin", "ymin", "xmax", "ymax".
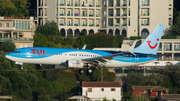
[
  {"xmin": 31, "ymin": 49, "xmax": 45, "ymax": 55},
  {"xmin": 146, "ymin": 38, "xmax": 159, "ymax": 49}
]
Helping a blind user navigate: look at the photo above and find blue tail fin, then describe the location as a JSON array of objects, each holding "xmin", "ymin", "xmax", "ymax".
[{"xmin": 133, "ymin": 24, "xmax": 165, "ymax": 55}]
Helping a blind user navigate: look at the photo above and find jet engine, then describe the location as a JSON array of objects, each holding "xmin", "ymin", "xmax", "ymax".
[{"xmin": 66, "ymin": 59, "xmax": 84, "ymax": 68}]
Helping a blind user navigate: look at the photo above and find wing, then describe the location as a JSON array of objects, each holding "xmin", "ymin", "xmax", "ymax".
[
  {"xmin": 82, "ymin": 51, "xmax": 129, "ymax": 63},
  {"xmin": 82, "ymin": 40, "xmax": 138, "ymax": 66}
]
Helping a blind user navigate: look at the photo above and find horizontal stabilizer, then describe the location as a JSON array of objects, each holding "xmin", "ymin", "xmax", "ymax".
[{"xmin": 147, "ymin": 53, "xmax": 172, "ymax": 57}]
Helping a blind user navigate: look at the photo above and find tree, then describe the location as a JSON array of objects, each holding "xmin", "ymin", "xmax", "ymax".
[
  {"xmin": 35, "ymin": 21, "xmax": 60, "ymax": 36},
  {"xmin": 75, "ymin": 35, "xmax": 86, "ymax": 49},
  {"xmin": 34, "ymin": 21, "xmax": 63, "ymax": 47},
  {"xmin": 134, "ymin": 94, "xmax": 150, "ymax": 101},
  {"xmin": 0, "ymin": 0, "xmax": 30, "ymax": 17},
  {"xmin": 173, "ymin": 0, "xmax": 180, "ymax": 19},
  {"xmin": 116, "ymin": 35, "xmax": 124, "ymax": 47},
  {"xmin": 0, "ymin": 0, "xmax": 16, "ymax": 16},
  {"xmin": 170, "ymin": 16, "xmax": 180, "ymax": 36},
  {"xmin": 12, "ymin": 0, "xmax": 31, "ymax": 17},
  {"xmin": 1, "ymin": 41, "xmax": 16, "ymax": 52},
  {"xmin": 63, "ymin": 34, "xmax": 75, "ymax": 46},
  {"xmin": 86, "ymin": 32, "xmax": 119, "ymax": 49}
]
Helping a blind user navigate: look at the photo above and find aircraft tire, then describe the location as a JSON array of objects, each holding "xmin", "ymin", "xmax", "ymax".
[
  {"xmin": 88, "ymin": 69, "xmax": 92, "ymax": 73},
  {"xmin": 79, "ymin": 69, "xmax": 84, "ymax": 74}
]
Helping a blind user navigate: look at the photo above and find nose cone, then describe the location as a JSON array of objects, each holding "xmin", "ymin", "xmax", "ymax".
[{"xmin": 5, "ymin": 54, "xmax": 10, "ymax": 60}]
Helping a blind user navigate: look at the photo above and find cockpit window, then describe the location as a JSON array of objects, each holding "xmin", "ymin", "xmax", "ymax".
[{"xmin": 13, "ymin": 51, "xmax": 20, "ymax": 53}]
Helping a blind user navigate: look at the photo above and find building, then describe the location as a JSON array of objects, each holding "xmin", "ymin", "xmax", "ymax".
[
  {"xmin": 160, "ymin": 94, "xmax": 180, "ymax": 101},
  {"xmin": 37, "ymin": 0, "xmax": 173, "ymax": 38},
  {"xmin": 82, "ymin": 81, "xmax": 122, "ymax": 101},
  {"xmin": 133, "ymin": 86, "xmax": 168, "ymax": 98},
  {"xmin": 68, "ymin": 96, "xmax": 90, "ymax": 101},
  {"xmin": 0, "ymin": 17, "xmax": 36, "ymax": 48}
]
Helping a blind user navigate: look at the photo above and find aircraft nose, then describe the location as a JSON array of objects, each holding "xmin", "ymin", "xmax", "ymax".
[{"xmin": 5, "ymin": 54, "xmax": 10, "ymax": 59}]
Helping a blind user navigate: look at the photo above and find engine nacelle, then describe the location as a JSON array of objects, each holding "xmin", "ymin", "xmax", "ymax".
[{"xmin": 66, "ymin": 59, "xmax": 84, "ymax": 68}]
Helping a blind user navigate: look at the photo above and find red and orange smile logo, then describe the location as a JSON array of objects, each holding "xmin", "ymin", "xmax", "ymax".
[{"xmin": 146, "ymin": 38, "xmax": 159, "ymax": 49}]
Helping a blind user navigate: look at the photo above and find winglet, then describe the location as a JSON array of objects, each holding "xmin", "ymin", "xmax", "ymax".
[
  {"xmin": 127, "ymin": 40, "xmax": 138, "ymax": 56},
  {"xmin": 82, "ymin": 44, "xmax": 87, "ymax": 49},
  {"xmin": 128, "ymin": 40, "xmax": 138, "ymax": 52}
]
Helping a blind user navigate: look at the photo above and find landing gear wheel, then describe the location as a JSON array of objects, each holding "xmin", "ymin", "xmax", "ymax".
[
  {"xmin": 21, "ymin": 66, "xmax": 23, "ymax": 70},
  {"xmin": 88, "ymin": 69, "xmax": 92, "ymax": 73},
  {"xmin": 79, "ymin": 69, "xmax": 84, "ymax": 74}
]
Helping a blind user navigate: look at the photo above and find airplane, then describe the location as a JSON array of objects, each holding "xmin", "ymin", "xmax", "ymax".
[{"xmin": 5, "ymin": 24, "xmax": 165, "ymax": 74}]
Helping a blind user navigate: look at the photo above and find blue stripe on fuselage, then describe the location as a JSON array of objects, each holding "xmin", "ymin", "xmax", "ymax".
[{"xmin": 7, "ymin": 47, "xmax": 158, "ymax": 63}]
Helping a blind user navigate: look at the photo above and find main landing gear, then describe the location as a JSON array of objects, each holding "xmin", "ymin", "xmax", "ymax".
[
  {"xmin": 20, "ymin": 64, "xmax": 23, "ymax": 70},
  {"xmin": 79, "ymin": 68, "xmax": 92, "ymax": 74}
]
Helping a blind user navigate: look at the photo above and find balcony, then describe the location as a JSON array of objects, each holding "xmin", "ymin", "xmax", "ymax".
[
  {"xmin": 122, "ymin": 3, "xmax": 127, "ymax": 6},
  {"xmin": 89, "ymin": 24, "xmax": 94, "ymax": 26},
  {"xmin": 82, "ymin": 14, "xmax": 87, "ymax": 16},
  {"xmin": 89, "ymin": 14, "xmax": 95, "ymax": 17},
  {"xmin": 158, "ymin": 48, "xmax": 162, "ymax": 51},
  {"xmin": 67, "ymin": 3, "xmax": 73, "ymax": 6},
  {"xmin": 96, "ymin": 14, "xmax": 101, "ymax": 17},
  {"xmin": 0, "ymin": 38, "xmax": 33, "ymax": 41},
  {"xmin": 96, "ymin": 4, "xmax": 101, "ymax": 7},
  {"xmin": 60, "ymin": 3, "xmax": 66, "ymax": 6},
  {"xmin": 82, "ymin": 24, "xmax": 87, "ymax": 26},
  {"xmin": 74, "ymin": 3, "xmax": 80, "ymax": 6},
  {"xmin": 115, "ymin": 23, "xmax": 120, "ymax": 26},
  {"xmin": 89, "ymin": 4, "xmax": 95, "ymax": 7},
  {"xmin": 115, "ymin": 14, "xmax": 120, "ymax": 16},
  {"xmin": 74, "ymin": 23, "xmax": 80, "ymax": 26},
  {"xmin": 164, "ymin": 48, "xmax": 172, "ymax": 51},
  {"xmin": 82, "ymin": 4, "xmax": 88, "ymax": 7},
  {"xmin": 0, "ymin": 27, "xmax": 15, "ymax": 30},
  {"xmin": 108, "ymin": 24, "xmax": 113, "ymax": 26},
  {"xmin": 60, "ymin": 23, "xmax": 66, "ymax": 26},
  {"xmin": 67, "ymin": 13, "xmax": 73, "ymax": 16},
  {"xmin": 141, "ymin": 13, "xmax": 149, "ymax": 16},
  {"xmin": 60, "ymin": 13, "xmax": 66, "ymax": 16},
  {"xmin": 174, "ymin": 48, "xmax": 180, "ymax": 51},
  {"xmin": 108, "ymin": 14, "xmax": 113, "ymax": 17},
  {"xmin": 122, "ymin": 13, "xmax": 127, "ymax": 16},
  {"xmin": 109, "ymin": 4, "xmax": 114, "ymax": 7},
  {"xmin": 74, "ymin": 13, "xmax": 80, "ymax": 16},
  {"xmin": 96, "ymin": 24, "xmax": 100, "ymax": 26},
  {"xmin": 141, "ymin": 3, "xmax": 150, "ymax": 6},
  {"xmin": 67, "ymin": 23, "xmax": 73, "ymax": 26},
  {"xmin": 141, "ymin": 11, "xmax": 149, "ymax": 16},
  {"xmin": 122, "ymin": 23, "xmax": 127, "ymax": 26},
  {"xmin": 38, "ymin": 13, "xmax": 43, "ymax": 16},
  {"xmin": 141, "ymin": 23, "xmax": 149, "ymax": 26},
  {"xmin": 116, "ymin": 4, "xmax": 120, "ymax": 7}
]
